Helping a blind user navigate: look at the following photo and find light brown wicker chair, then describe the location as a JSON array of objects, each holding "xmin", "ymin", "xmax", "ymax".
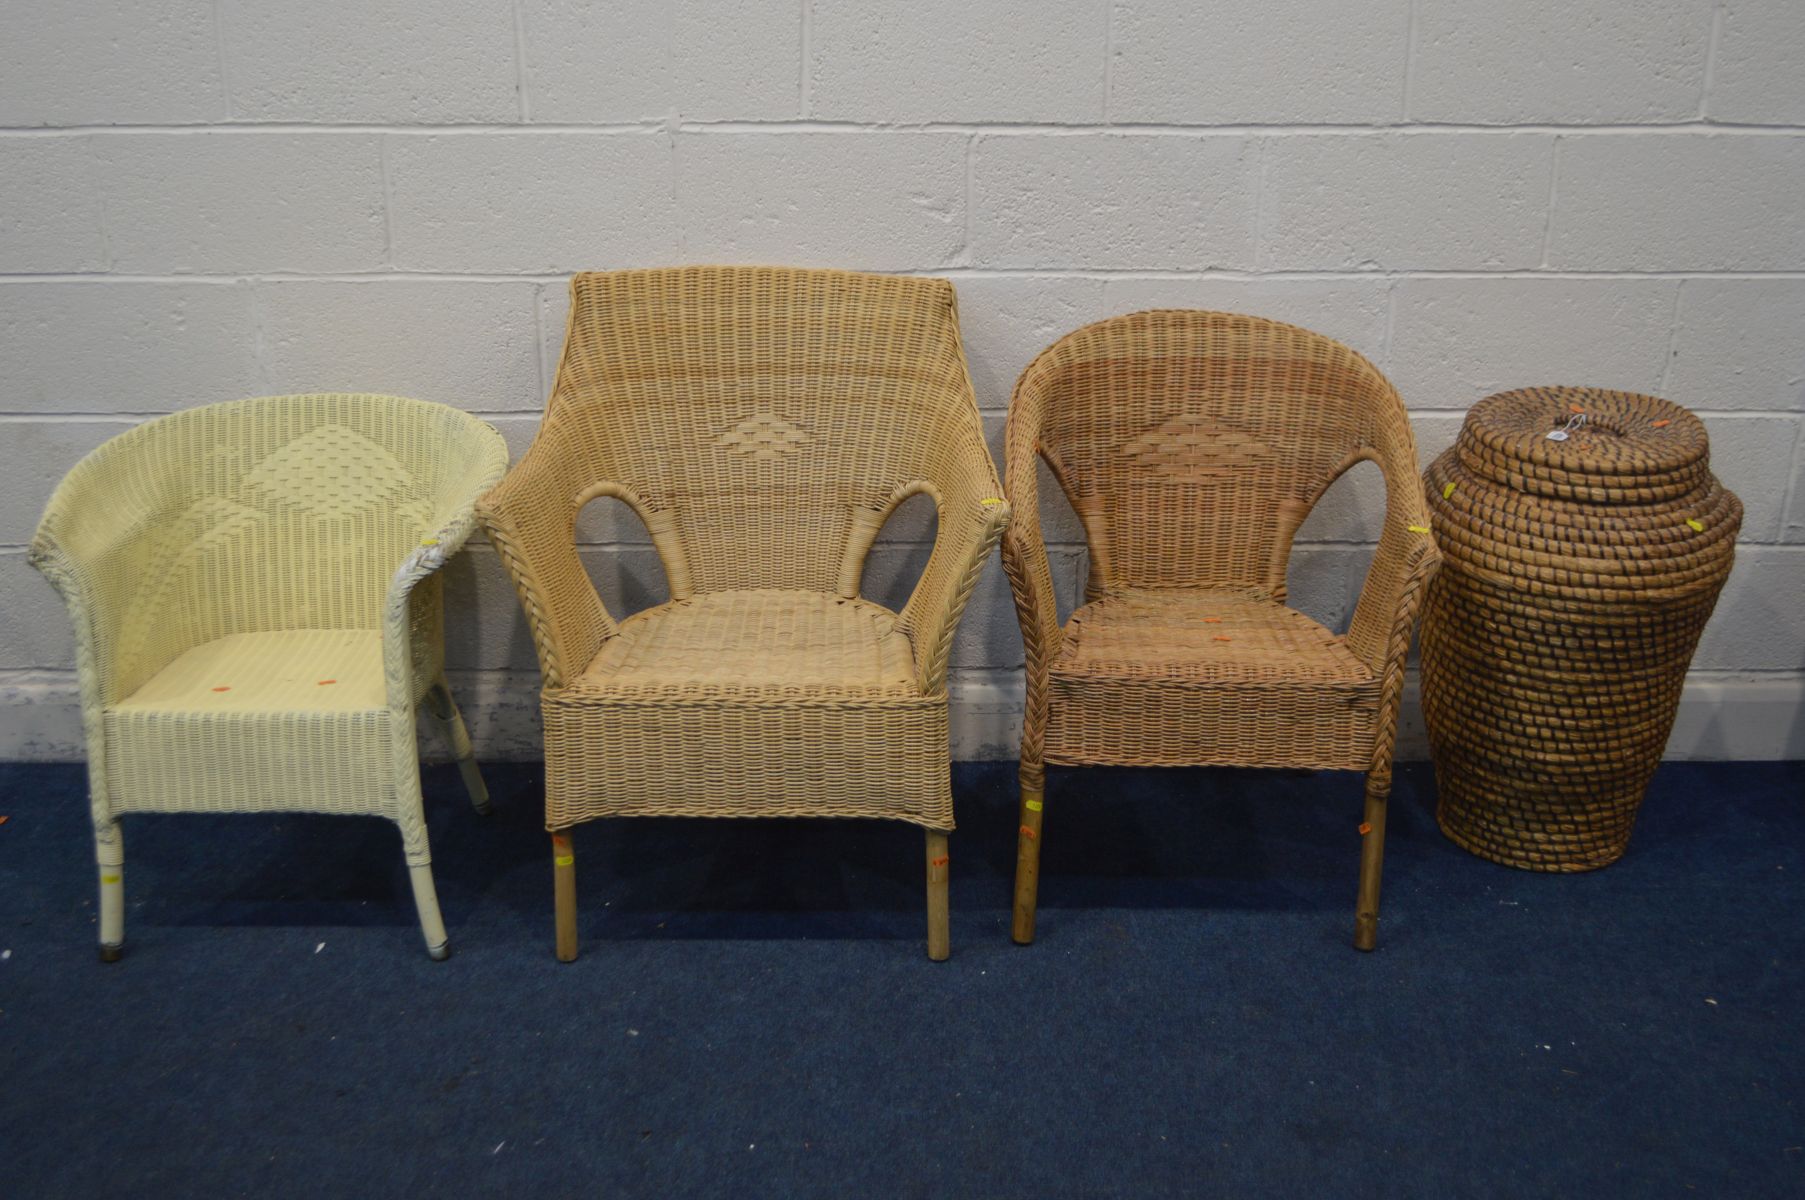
[
  {"xmin": 477, "ymin": 266, "xmax": 1008, "ymax": 962},
  {"xmin": 1002, "ymin": 311, "xmax": 1440, "ymax": 950}
]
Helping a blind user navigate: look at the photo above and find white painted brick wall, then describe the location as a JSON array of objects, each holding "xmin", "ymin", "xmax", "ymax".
[
  {"xmin": 1110, "ymin": 1, "xmax": 1410, "ymax": 125},
  {"xmin": 96, "ymin": 133, "xmax": 388, "ymax": 272},
  {"xmin": 1259, "ymin": 134, "xmax": 1553, "ymax": 271},
  {"xmin": 809, "ymin": 2, "xmax": 1105, "ymax": 123},
  {"xmin": 970, "ymin": 134, "xmax": 1258, "ymax": 268},
  {"xmin": 1549, "ymin": 134, "xmax": 1805, "ymax": 271},
  {"xmin": 1408, "ymin": 1, "xmax": 1715, "ymax": 124},
  {"xmin": 3, "ymin": 0, "xmax": 1803, "ymax": 761},
  {"xmin": 677, "ymin": 132, "xmax": 967, "ymax": 267},
  {"xmin": 218, "ymin": 0, "xmax": 520, "ymax": 124},
  {"xmin": 387, "ymin": 132, "xmax": 677, "ymax": 271},
  {"xmin": 0, "ymin": 3, "xmax": 228, "ymax": 127},
  {"xmin": 1387, "ymin": 278, "xmax": 1678, "ymax": 407}
]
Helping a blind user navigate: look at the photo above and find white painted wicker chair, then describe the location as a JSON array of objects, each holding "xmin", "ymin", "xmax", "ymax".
[{"xmin": 30, "ymin": 393, "xmax": 509, "ymax": 961}]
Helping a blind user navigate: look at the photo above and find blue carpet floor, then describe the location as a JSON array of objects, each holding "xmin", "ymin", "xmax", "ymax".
[{"xmin": 0, "ymin": 759, "xmax": 1800, "ymax": 1198}]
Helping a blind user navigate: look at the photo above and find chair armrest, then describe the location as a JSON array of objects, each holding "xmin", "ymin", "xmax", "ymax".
[
  {"xmin": 28, "ymin": 531, "xmax": 124, "ymax": 715},
  {"xmin": 1345, "ymin": 452, "xmax": 1443, "ymax": 698},
  {"xmin": 474, "ymin": 437, "xmax": 618, "ymax": 692},
  {"xmin": 890, "ymin": 409, "xmax": 1011, "ymax": 694},
  {"xmin": 30, "ymin": 468, "xmax": 182, "ymax": 709},
  {"xmin": 1000, "ymin": 483, "xmax": 1064, "ymax": 690},
  {"xmin": 380, "ymin": 428, "xmax": 511, "ymax": 713},
  {"xmin": 999, "ymin": 380, "xmax": 1064, "ymax": 689},
  {"xmin": 899, "ymin": 489, "xmax": 1011, "ymax": 694}
]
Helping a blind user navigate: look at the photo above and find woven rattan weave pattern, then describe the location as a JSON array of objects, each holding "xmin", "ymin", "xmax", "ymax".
[
  {"xmin": 1421, "ymin": 387, "xmax": 1741, "ymax": 872},
  {"xmin": 1001, "ymin": 310, "xmax": 1441, "ymax": 950},
  {"xmin": 30, "ymin": 393, "xmax": 509, "ymax": 959},
  {"xmin": 476, "ymin": 266, "xmax": 1008, "ymax": 960}
]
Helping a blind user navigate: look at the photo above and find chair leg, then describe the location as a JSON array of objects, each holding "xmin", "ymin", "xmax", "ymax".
[
  {"xmin": 925, "ymin": 830, "xmax": 950, "ymax": 961},
  {"xmin": 1012, "ymin": 763, "xmax": 1045, "ymax": 945},
  {"xmin": 96, "ymin": 820, "xmax": 124, "ymax": 963},
  {"xmin": 1354, "ymin": 770, "xmax": 1390, "ymax": 952},
  {"xmin": 424, "ymin": 678, "xmax": 490, "ymax": 815},
  {"xmin": 408, "ymin": 862, "xmax": 452, "ymax": 962},
  {"xmin": 394, "ymin": 806, "xmax": 452, "ymax": 961},
  {"xmin": 552, "ymin": 830, "xmax": 578, "ymax": 963}
]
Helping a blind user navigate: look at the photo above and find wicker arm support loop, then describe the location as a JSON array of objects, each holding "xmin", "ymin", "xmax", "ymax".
[
  {"xmin": 27, "ymin": 538, "xmax": 120, "ymax": 838},
  {"xmin": 999, "ymin": 367, "xmax": 1065, "ymax": 689},
  {"xmin": 30, "ymin": 488, "xmax": 192, "ymax": 712},
  {"xmin": 381, "ymin": 430, "xmax": 508, "ymax": 868},
  {"xmin": 1344, "ymin": 445, "xmax": 1443, "ymax": 683},
  {"xmin": 900, "ymin": 489, "xmax": 1011, "ymax": 694},
  {"xmin": 474, "ymin": 440, "xmax": 619, "ymax": 693},
  {"xmin": 381, "ymin": 442, "xmax": 509, "ymax": 717}
]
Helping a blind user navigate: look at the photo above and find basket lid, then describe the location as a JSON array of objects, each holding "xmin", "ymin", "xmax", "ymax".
[{"xmin": 1456, "ymin": 386, "xmax": 1712, "ymax": 503}]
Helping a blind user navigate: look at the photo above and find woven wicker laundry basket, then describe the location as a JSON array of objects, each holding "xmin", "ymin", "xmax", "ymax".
[{"xmin": 1420, "ymin": 387, "xmax": 1741, "ymax": 872}]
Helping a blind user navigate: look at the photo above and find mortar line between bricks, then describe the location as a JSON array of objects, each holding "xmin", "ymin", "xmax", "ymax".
[
  {"xmin": 1100, "ymin": 0, "xmax": 1114, "ymax": 123},
  {"xmin": 1777, "ymin": 423, "xmax": 1805, "ymax": 539},
  {"xmin": 959, "ymin": 135, "xmax": 974, "ymax": 266},
  {"xmin": 1701, "ymin": 1, "xmax": 1727, "ymax": 121},
  {"xmin": 6, "ymin": 120, "xmax": 1805, "ymax": 136},
  {"xmin": 211, "ymin": 0, "xmax": 235, "ymax": 117},
  {"xmin": 511, "ymin": 0, "xmax": 532, "ymax": 123},
  {"xmin": 1658, "ymin": 282, "xmax": 1686, "ymax": 395},
  {"xmin": 1250, "ymin": 138, "xmax": 1269, "ymax": 271},
  {"xmin": 1539, "ymin": 137, "xmax": 1562, "ymax": 267},
  {"xmin": 798, "ymin": 0, "xmax": 812, "ymax": 117},
  {"xmin": 1400, "ymin": 0, "xmax": 1420, "ymax": 121},
  {"xmin": 10, "ymin": 270, "xmax": 1805, "ymax": 284},
  {"xmin": 246, "ymin": 279, "xmax": 272, "ymax": 394},
  {"xmin": 83, "ymin": 137, "xmax": 113, "ymax": 271},
  {"xmin": 1381, "ymin": 278, "xmax": 1400, "ymax": 373},
  {"xmin": 376, "ymin": 136, "xmax": 396, "ymax": 268}
]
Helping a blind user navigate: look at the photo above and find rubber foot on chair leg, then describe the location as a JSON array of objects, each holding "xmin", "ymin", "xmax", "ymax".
[
  {"xmin": 427, "ymin": 942, "xmax": 451, "ymax": 962},
  {"xmin": 471, "ymin": 798, "xmax": 494, "ymax": 817},
  {"xmin": 1353, "ymin": 916, "xmax": 1378, "ymax": 952},
  {"xmin": 98, "ymin": 943, "xmax": 123, "ymax": 963}
]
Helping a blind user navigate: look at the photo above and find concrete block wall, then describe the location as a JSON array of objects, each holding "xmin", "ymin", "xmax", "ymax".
[{"xmin": 3, "ymin": 1, "xmax": 1803, "ymax": 760}]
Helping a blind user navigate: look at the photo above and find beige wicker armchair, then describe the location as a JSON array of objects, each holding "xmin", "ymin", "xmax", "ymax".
[
  {"xmin": 478, "ymin": 266, "xmax": 1007, "ymax": 962},
  {"xmin": 30, "ymin": 394, "xmax": 508, "ymax": 961},
  {"xmin": 1002, "ymin": 311, "xmax": 1440, "ymax": 950}
]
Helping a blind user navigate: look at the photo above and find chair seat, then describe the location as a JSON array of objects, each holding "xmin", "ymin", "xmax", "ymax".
[
  {"xmin": 542, "ymin": 589, "xmax": 952, "ymax": 829},
  {"xmin": 103, "ymin": 629, "xmax": 413, "ymax": 817},
  {"xmin": 1051, "ymin": 589, "xmax": 1373, "ymax": 686},
  {"xmin": 1043, "ymin": 588, "xmax": 1380, "ymax": 771},
  {"xmin": 113, "ymin": 629, "xmax": 390, "ymax": 714},
  {"xmin": 566, "ymin": 589, "xmax": 922, "ymax": 700}
]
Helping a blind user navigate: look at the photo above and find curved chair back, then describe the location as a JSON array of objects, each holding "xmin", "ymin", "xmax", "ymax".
[
  {"xmin": 1008, "ymin": 310, "xmax": 1417, "ymax": 601},
  {"xmin": 34, "ymin": 393, "xmax": 503, "ymax": 704},
  {"xmin": 541, "ymin": 266, "xmax": 991, "ymax": 598}
]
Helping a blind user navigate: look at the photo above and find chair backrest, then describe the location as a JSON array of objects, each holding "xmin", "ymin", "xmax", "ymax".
[
  {"xmin": 36, "ymin": 393, "xmax": 500, "ymax": 700},
  {"xmin": 1012, "ymin": 309, "xmax": 1415, "ymax": 597},
  {"xmin": 541, "ymin": 266, "xmax": 981, "ymax": 596}
]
